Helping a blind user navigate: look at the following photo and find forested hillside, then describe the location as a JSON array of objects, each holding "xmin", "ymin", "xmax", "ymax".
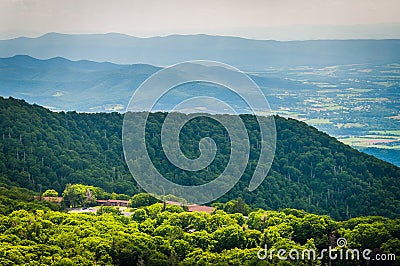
[
  {"xmin": 0, "ymin": 97, "xmax": 399, "ymax": 220},
  {"xmin": 0, "ymin": 187, "xmax": 399, "ymax": 265},
  {"xmin": 1, "ymin": 198, "xmax": 400, "ymax": 265}
]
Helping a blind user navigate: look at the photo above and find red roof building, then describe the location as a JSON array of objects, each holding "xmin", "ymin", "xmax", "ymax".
[
  {"xmin": 97, "ymin": 199, "xmax": 129, "ymax": 207},
  {"xmin": 187, "ymin": 205, "xmax": 214, "ymax": 214}
]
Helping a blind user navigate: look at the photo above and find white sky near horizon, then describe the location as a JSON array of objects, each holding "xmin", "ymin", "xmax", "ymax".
[{"xmin": 1, "ymin": 0, "xmax": 400, "ymax": 40}]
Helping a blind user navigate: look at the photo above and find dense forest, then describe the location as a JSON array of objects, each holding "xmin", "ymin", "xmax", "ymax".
[
  {"xmin": 0, "ymin": 185, "xmax": 399, "ymax": 265},
  {"xmin": 0, "ymin": 97, "xmax": 399, "ymax": 220}
]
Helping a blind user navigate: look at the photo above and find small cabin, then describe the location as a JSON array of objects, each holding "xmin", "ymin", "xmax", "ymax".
[{"xmin": 97, "ymin": 199, "xmax": 129, "ymax": 207}]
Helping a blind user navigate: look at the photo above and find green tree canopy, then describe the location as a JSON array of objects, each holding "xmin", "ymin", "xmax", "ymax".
[{"xmin": 42, "ymin": 189, "xmax": 58, "ymax": 197}]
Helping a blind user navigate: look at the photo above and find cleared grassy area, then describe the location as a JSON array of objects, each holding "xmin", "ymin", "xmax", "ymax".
[
  {"xmin": 105, "ymin": 104, "xmax": 125, "ymax": 111},
  {"xmin": 339, "ymin": 136, "xmax": 400, "ymax": 150},
  {"xmin": 317, "ymin": 89, "xmax": 342, "ymax": 93},
  {"xmin": 272, "ymin": 110, "xmax": 306, "ymax": 119},
  {"xmin": 370, "ymin": 130, "xmax": 400, "ymax": 136},
  {"xmin": 319, "ymin": 103, "xmax": 347, "ymax": 111},
  {"xmin": 353, "ymin": 97, "xmax": 389, "ymax": 102},
  {"xmin": 335, "ymin": 123, "xmax": 365, "ymax": 129},
  {"xmin": 365, "ymin": 135, "xmax": 399, "ymax": 139},
  {"xmin": 336, "ymin": 93, "xmax": 361, "ymax": 97},
  {"xmin": 387, "ymin": 115, "xmax": 400, "ymax": 121},
  {"xmin": 372, "ymin": 81, "xmax": 395, "ymax": 87},
  {"xmin": 305, "ymin": 118, "xmax": 332, "ymax": 125},
  {"xmin": 345, "ymin": 88, "xmax": 373, "ymax": 93}
]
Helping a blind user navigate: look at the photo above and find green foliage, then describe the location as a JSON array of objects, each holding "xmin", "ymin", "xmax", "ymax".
[
  {"xmin": 131, "ymin": 208, "xmax": 148, "ymax": 223},
  {"xmin": 212, "ymin": 224, "xmax": 245, "ymax": 252},
  {"xmin": 154, "ymin": 224, "xmax": 184, "ymax": 242},
  {"xmin": 129, "ymin": 193, "xmax": 159, "ymax": 208},
  {"xmin": 62, "ymin": 184, "xmax": 103, "ymax": 207},
  {"xmin": 0, "ymin": 97, "xmax": 136, "ymax": 196},
  {"xmin": 110, "ymin": 192, "xmax": 130, "ymax": 200},
  {"xmin": 97, "ymin": 206, "xmax": 122, "ymax": 216},
  {"xmin": 213, "ymin": 197, "xmax": 252, "ymax": 215},
  {"xmin": 1, "ymin": 97, "xmax": 399, "ymax": 220},
  {"xmin": 1, "ymin": 96, "xmax": 399, "ymax": 264},
  {"xmin": 0, "ymin": 184, "xmax": 59, "ymax": 215},
  {"xmin": 339, "ymin": 222, "xmax": 392, "ymax": 250},
  {"xmin": 42, "ymin": 189, "xmax": 58, "ymax": 197},
  {"xmin": 172, "ymin": 239, "xmax": 193, "ymax": 260},
  {"xmin": 381, "ymin": 238, "xmax": 400, "ymax": 259},
  {"xmin": 244, "ymin": 229, "xmax": 262, "ymax": 248},
  {"xmin": 0, "ymin": 194, "xmax": 398, "ymax": 265},
  {"xmin": 165, "ymin": 204, "xmax": 185, "ymax": 213}
]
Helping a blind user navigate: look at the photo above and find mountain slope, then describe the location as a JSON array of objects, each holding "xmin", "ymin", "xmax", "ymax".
[
  {"xmin": 1, "ymin": 33, "xmax": 400, "ymax": 67},
  {"xmin": 0, "ymin": 55, "xmax": 317, "ymax": 112},
  {"xmin": 0, "ymin": 97, "xmax": 399, "ymax": 219},
  {"xmin": 1, "ymin": 55, "xmax": 399, "ymax": 168},
  {"xmin": 0, "ymin": 55, "xmax": 161, "ymax": 111}
]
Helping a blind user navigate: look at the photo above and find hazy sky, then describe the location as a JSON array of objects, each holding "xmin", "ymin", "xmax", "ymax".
[{"xmin": 1, "ymin": 0, "xmax": 400, "ymax": 40}]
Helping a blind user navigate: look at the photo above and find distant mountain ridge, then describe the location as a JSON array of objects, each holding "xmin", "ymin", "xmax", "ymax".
[
  {"xmin": 0, "ymin": 55, "xmax": 315, "ymax": 112},
  {"xmin": 1, "ymin": 33, "xmax": 400, "ymax": 67},
  {"xmin": 0, "ymin": 55, "xmax": 161, "ymax": 112}
]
